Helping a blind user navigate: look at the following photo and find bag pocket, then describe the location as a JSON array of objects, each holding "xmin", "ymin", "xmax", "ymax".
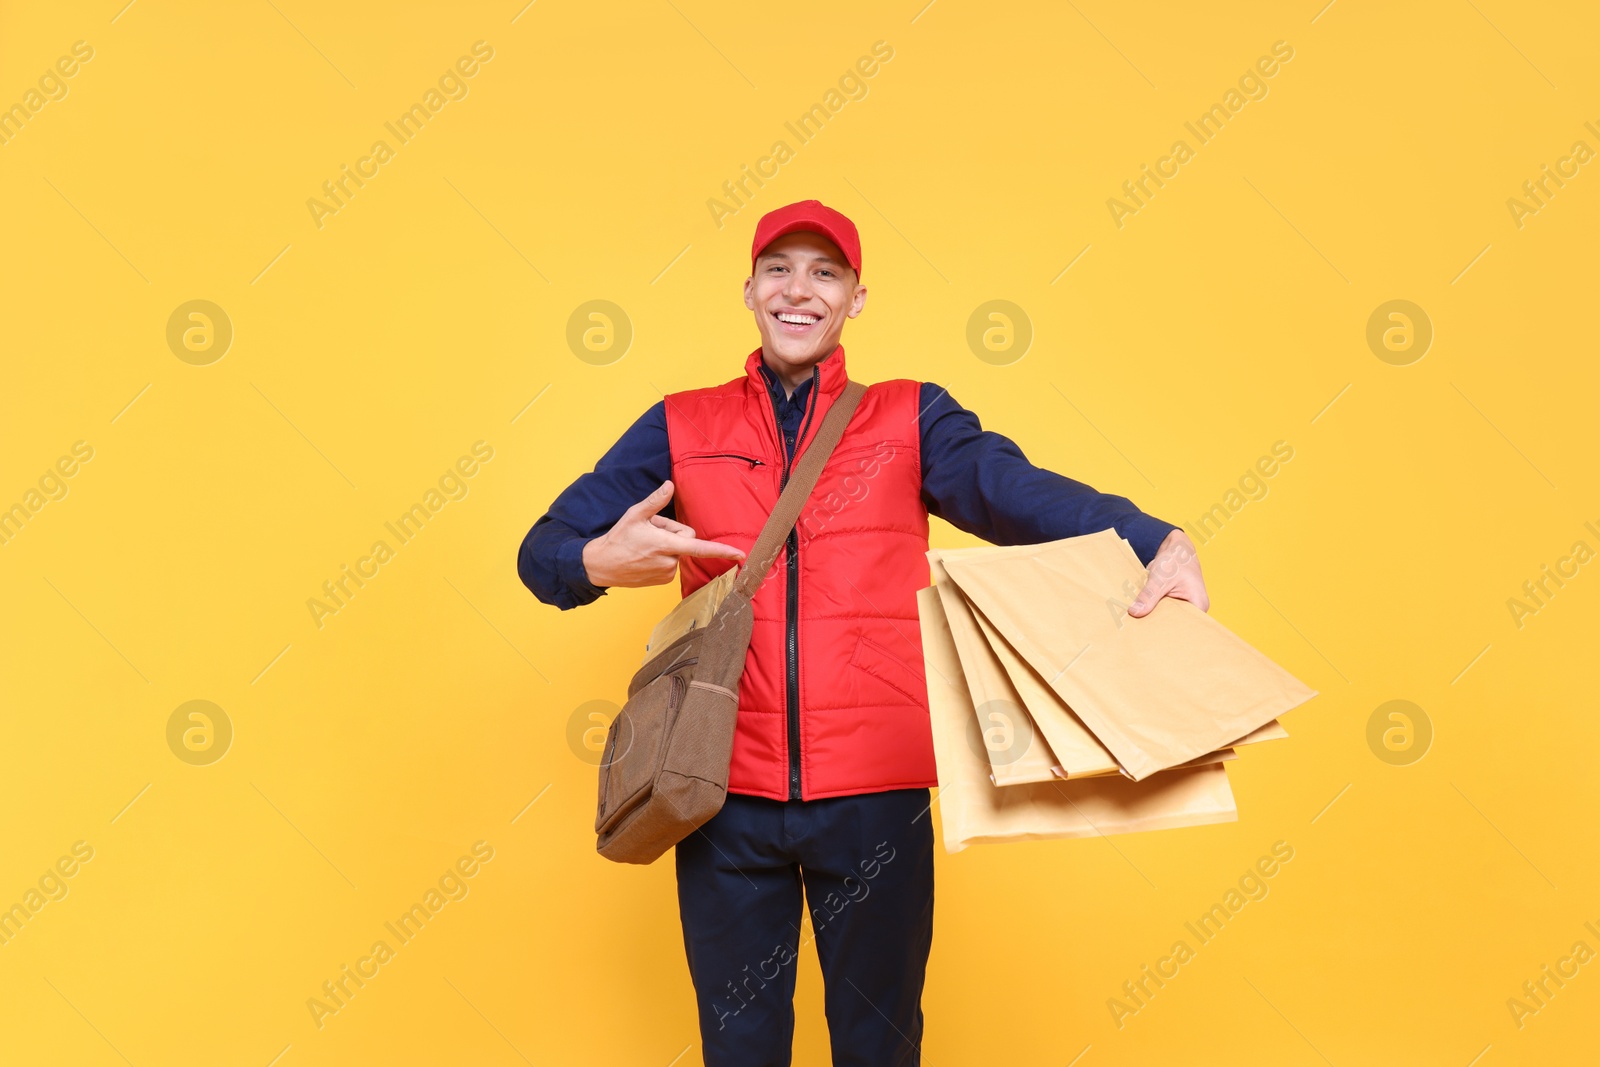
[{"xmin": 595, "ymin": 671, "xmax": 687, "ymax": 835}]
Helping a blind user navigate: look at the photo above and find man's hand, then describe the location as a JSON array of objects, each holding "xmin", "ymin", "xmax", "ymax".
[
  {"xmin": 1128, "ymin": 528, "xmax": 1209, "ymax": 617},
  {"xmin": 581, "ymin": 480, "xmax": 747, "ymax": 589}
]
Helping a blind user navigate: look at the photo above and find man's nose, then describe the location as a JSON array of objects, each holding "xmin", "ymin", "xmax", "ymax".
[{"xmin": 782, "ymin": 270, "xmax": 814, "ymax": 300}]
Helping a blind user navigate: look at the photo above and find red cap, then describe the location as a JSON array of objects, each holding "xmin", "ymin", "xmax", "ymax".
[{"xmin": 751, "ymin": 200, "xmax": 862, "ymax": 280}]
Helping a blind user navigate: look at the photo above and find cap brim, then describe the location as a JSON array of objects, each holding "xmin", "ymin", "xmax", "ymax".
[{"xmin": 753, "ymin": 222, "xmax": 858, "ymax": 274}]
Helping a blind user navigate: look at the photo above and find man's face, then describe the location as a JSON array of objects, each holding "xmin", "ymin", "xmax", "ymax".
[{"xmin": 743, "ymin": 231, "xmax": 867, "ymax": 378}]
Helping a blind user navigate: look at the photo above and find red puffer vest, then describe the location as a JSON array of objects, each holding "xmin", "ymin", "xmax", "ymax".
[{"xmin": 664, "ymin": 344, "xmax": 938, "ymax": 801}]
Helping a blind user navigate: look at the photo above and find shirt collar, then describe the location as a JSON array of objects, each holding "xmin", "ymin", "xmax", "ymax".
[
  {"xmin": 744, "ymin": 344, "xmax": 848, "ymax": 407},
  {"xmin": 758, "ymin": 360, "xmax": 814, "ymax": 410}
]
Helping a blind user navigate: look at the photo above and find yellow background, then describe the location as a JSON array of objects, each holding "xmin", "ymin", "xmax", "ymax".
[{"xmin": 2, "ymin": 0, "xmax": 1597, "ymax": 1063}]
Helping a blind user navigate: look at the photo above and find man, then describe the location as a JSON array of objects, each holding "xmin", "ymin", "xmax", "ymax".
[{"xmin": 518, "ymin": 199, "xmax": 1208, "ymax": 1066}]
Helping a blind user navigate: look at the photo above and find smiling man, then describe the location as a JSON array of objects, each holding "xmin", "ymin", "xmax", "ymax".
[{"xmin": 518, "ymin": 199, "xmax": 1206, "ymax": 1066}]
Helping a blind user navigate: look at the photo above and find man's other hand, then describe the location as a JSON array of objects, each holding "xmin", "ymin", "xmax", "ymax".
[
  {"xmin": 581, "ymin": 480, "xmax": 747, "ymax": 588},
  {"xmin": 1128, "ymin": 528, "xmax": 1209, "ymax": 617}
]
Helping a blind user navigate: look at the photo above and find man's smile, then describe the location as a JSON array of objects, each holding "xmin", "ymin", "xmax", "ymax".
[{"xmin": 772, "ymin": 308, "xmax": 823, "ymax": 334}]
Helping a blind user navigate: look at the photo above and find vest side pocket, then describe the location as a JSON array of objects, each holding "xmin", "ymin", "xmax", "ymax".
[{"xmin": 847, "ymin": 631, "xmax": 926, "ymax": 707}]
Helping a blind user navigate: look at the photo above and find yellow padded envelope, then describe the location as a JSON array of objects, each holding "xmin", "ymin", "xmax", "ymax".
[
  {"xmin": 940, "ymin": 529, "xmax": 1316, "ymax": 781},
  {"xmin": 931, "ymin": 544, "xmax": 1279, "ymax": 780},
  {"xmin": 918, "ymin": 587, "xmax": 1239, "ymax": 852},
  {"xmin": 966, "ymin": 593, "xmax": 1285, "ymax": 773},
  {"xmin": 929, "ymin": 555, "xmax": 1062, "ymax": 785}
]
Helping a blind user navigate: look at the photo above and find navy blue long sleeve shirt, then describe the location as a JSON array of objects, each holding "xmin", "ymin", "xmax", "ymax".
[{"xmin": 518, "ymin": 364, "xmax": 1180, "ymax": 610}]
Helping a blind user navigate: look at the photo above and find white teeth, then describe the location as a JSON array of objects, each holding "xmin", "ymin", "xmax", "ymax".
[{"xmin": 776, "ymin": 312, "xmax": 818, "ymax": 325}]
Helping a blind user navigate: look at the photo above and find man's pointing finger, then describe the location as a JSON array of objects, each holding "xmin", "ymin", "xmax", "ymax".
[{"xmin": 676, "ymin": 537, "xmax": 747, "ymax": 561}]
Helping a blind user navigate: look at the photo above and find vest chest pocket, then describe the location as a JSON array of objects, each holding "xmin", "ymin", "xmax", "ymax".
[
  {"xmin": 817, "ymin": 441, "xmax": 914, "ymax": 508},
  {"xmin": 672, "ymin": 452, "xmax": 772, "ymax": 530},
  {"xmin": 823, "ymin": 440, "xmax": 908, "ymax": 478},
  {"xmin": 798, "ymin": 441, "xmax": 915, "ymax": 538},
  {"xmin": 675, "ymin": 451, "xmax": 767, "ymax": 470}
]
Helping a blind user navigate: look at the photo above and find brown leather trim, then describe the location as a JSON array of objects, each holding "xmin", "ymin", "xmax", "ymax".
[{"xmin": 688, "ymin": 679, "xmax": 739, "ymax": 702}]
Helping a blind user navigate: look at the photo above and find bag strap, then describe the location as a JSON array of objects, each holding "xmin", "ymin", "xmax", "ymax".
[{"xmin": 733, "ymin": 378, "xmax": 868, "ymax": 600}]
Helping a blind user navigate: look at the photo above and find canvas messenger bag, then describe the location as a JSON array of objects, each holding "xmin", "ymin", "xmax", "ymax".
[{"xmin": 594, "ymin": 378, "xmax": 868, "ymax": 864}]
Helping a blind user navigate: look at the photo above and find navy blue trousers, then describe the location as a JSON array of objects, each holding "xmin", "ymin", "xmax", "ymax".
[{"xmin": 675, "ymin": 787, "xmax": 935, "ymax": 1067}]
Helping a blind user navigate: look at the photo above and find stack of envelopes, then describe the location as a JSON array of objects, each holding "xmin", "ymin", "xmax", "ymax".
[{"xmin": 917, "ymin": 529, "xmax": 1317, "ymax": 852}]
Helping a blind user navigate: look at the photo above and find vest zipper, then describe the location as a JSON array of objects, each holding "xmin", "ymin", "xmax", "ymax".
[{"xmin": 777, "ymin": 366, "xmax": 820, "ymax": 801}]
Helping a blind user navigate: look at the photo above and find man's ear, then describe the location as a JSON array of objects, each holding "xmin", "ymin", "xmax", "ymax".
[
  {"xmin": 847, "ymin": 284, "xmax": 868, "ymax": 319},
  {"xmin": 743, "ymin": 276, "xmax": 755, "ymax": 310}
]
